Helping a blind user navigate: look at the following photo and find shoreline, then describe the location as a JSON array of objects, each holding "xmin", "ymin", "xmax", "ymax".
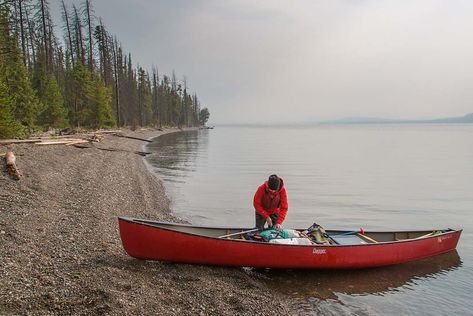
[{"xmin": 0, "ymin": 127, "xmax": 288, "ymax": 315}]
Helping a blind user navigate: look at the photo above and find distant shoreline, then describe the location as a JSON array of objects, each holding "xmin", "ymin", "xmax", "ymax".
[
  {"xmin": 214, "ymin": 113, "xmax": 473, "ymax": 126},
  {"xmin": 319, "ymin": 112, "xmax": 473, "ymax": 125},
  {"xmin": 214, "ymin": 121, "xmax": 473, "ymax": 128}
]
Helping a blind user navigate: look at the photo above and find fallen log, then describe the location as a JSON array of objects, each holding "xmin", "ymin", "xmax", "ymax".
[
  {"xmin": 0, "ymin": 139, "xmax": 38, "ymax": 145},
  {"xmin": 32, "ymin": 134, "xmax": 103, "ymax": 143},
  {"xmin": 94, "ymin": 130, "xmax": 123, "ymax": 134},
  {"xmin": 72, "ymin": 144, "xmax": 151, "ymax": 156},
  {"xmin": 4, "ymin": 151, "xmax": 21, "ymax": 180},
  {"xmin": 30, "ymin": 134, "xmax": 91, "ymax": 139},
  {"xmin": 2, "ymin": 136, "xmax": 91, "ymax": 145},
  {"xmin": 35, "ymin": 138, "xmax": 84, "ymax": 145},
  {"xmin": 111, "ymin": 134, "xmax": 152, "ymax": 142},
  {"xmin": 2, "ymin": 132, "xmax": 108, "ymax": 145},
  {"xmin": 65, "ymin": 139, "xmax": 89, "ymax": 146}
]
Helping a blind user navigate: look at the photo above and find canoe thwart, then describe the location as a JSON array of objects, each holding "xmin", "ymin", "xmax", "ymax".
[
  {"xmin": 218, "ymin": 228, "xmax": 259, "ymax": 239},
  {"xmin": 357, "ymin": 233, "xmax": 378, "ymax": 243}
]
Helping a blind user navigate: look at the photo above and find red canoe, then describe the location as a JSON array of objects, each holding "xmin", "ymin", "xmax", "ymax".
[{"xmin": 118, "ymin": 217, "xmax": 461, "ymax": 269}]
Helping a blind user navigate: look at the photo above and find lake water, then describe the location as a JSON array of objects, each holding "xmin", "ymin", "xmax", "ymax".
[{"xmin": 146, "ymin": 125, "xmax": 473, "ymax": 315}]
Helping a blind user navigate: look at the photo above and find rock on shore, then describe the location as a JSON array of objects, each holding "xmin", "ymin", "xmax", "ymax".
[{"xmin": 0, "ymin": 128, "xmax": 289, "ymax": 315}]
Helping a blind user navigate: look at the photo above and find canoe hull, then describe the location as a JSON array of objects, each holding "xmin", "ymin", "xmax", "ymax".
[{"xmin": 118, "ymin": 218, "xmax": 461, "ymax": 269}]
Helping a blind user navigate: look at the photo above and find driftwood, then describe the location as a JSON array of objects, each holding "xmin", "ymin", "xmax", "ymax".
[
  {"xmin": 31, "ymin": 134, "xmax": 87, "ymax": 140},
  {"xmin": 30, "ymin": 133, "xmax": 103, "ymax": 140},
  {"xmin": 65, "ymin": 140, "xmax": 89, "ymax": 146},
  {"xmin": 89, "ymin": 134, "xmax": 104, "ymax": 142},
  {"xmin": 0, "ymin": 139, "xmax": 38, "ymax": 145},
  {"xmin": 32, "ymin": 135, "xmax": 100, "ymax": 146},
  {"xmin": 5, "ymin": 151, "xmax": 15, "ymax": 165},
  {"xmin": 94, "ymin": 130, "xmax": 123, "ymax": 134},
  {"xmin": 0, "ymin": 130, "xmax": 157, "ymax": 147},
  {"xmin": 35, "ymin": 138, "xmax": 84, "ymax": 145},
  {"xmin": 110, "ymin": 133, "xmax": 152, "ymax": 143},
  {"xmin": 2, "ymin": 133, "xmax": 105, "ymax": 147},
  {"xmin": 72, "ymin": 144, "xmax": 151, "ymax": 156},
  {"xmin": 0, "ymin": 130, "xmax": 154, "ymax": 148},
  {"xmin": 4, "ymin": 151, "xmax": 21, "ymax": 180}
]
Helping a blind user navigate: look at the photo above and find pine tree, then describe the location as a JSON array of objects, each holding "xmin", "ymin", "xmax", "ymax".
[
  {"xmin": 0, "ymin": 75, "xmax": 23, "ymax": 138},
  {"xmin": 66, "ymin": 61, "xmax": 92, "ymax": 127},
  {"xmin": 0, "ymin": 5, "xmax": 39, "ymax": 134},
  {"xmin": 0, "ymin": 0, "xmax": 208, "ymax": 136},
  {"xmin": 89, "ymin": 77, "xmax": 115, "ymax": 128},
  {"xmin": 39, "ymin": 75, "xmax": 67, "ymax": 128},
  {"xmin": 137, "ymin": 67, "xmax": 153, "ymax": 126},
  {"xmin": 31, "ymin": 44, "xmax": 48, "ymax": 99},
  {"xmin": 199, "ymin": 108, "xmax": 210, "ymax": 126}
]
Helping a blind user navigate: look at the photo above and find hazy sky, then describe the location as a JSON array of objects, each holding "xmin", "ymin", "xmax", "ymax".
[{"xmin": 53, "ymin": 0, "xmax": 473, "ymax": 124}]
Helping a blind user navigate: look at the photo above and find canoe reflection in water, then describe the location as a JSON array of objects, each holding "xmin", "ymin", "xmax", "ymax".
[{"xmin": 255, "ymin": 250, "xmax": 461, "ymax": 300}]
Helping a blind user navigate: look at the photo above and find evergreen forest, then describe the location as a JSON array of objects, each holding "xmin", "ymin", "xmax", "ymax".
[{"xmin": 0, "ymin": 0, "xmax": 210, "ymax": 139}]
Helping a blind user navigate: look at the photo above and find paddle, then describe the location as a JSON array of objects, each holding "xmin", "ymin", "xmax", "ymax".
[
  {"xmin": 332, "ymin": 229, "xmax": 364, "ymax": 236},
  {"xmin": 218, "ymin": 228, "xmax": 259, "ymax": 239}
]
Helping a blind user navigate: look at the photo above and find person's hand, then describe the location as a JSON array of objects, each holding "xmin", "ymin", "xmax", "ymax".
[
  {"xmin": 265, "ymin": 217, "xmax": 273, "ymax": 228},
  {"xmin": 274, "ymin": 223, "xmax": 282, "ymax": 231}
]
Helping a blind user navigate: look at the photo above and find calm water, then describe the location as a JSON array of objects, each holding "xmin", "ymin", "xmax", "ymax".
[{"xmin": 146, "ymin": 125, "xmax": 473, "ymax": 315}]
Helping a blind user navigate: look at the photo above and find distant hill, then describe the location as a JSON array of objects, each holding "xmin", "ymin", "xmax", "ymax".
[
  {"xmin": 426, "ymin": 113, "xmax": 473, "ymax": 123},
  {"xmin": 321, "ymin": 113, "xmax": 473, "ymax": 124}
]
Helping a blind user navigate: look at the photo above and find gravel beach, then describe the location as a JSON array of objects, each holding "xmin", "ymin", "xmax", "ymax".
[{"xmin": 0, "ymin": 128, "xmax": 289, "ymax": 315}]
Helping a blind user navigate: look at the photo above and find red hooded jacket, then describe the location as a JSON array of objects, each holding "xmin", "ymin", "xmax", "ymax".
[{"xmin": 253, "ymin": 178, "xmax": 288, "ymax": 225}]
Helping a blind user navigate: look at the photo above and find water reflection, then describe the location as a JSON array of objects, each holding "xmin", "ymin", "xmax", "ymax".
[
  {"xmin": 145, "ymin": 126, "xmax": 471, "ymax": 314},
  {"xmin": 256, "ymin": 251, "xmax": 461, "ymax": 299},
  {"xmin": 146, "ymin": 130, "xmax": 207, "ymax": 181}
]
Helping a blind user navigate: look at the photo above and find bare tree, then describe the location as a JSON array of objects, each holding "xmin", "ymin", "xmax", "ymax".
[
  {"xmin": 18, "ymin": 0, "xmax": 26, "ymax": 66},
  {"xmin": 95, "ymin": 19, "xmax": 112, "ymax": 85},
  {"xmin": 23, "ymin": 0, "xmax": 35, "ymax": 70},
  {"xmin": 182, "ymin": 76, "xmax": 188, "ymax": 126},
  {"xmin": 110, "ymin": 35, "xmax": 121, "ymax": 126},
  {"xmin": 39, "ymin": 0, "xmax": 49, "ymax": 72},
  {"xmin": 152, "ymin": 66, "xmax": 161, "ymax": 128},
  {"xmin": 72, "ymin": 4, "xmax": 85, "ymax": 65},
  {"xmin": 61, "ymin": 0, "xmax": 73, "ymax": 65},
  {"xmin": 83, "ymin": 0, "xmax": 94, "ymax": 73}
]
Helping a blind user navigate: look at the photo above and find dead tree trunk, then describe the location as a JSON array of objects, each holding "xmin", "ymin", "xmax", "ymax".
[
  {"xmin": 85, "ymin": 0, "xmax": 94, "ymax": 74},
  {"xmin": 18, "ymin": 0, "xmax": 26, "ymax": 66},
  {"xmin": 62, "ymin": 0, "xmax": 74, "ymax": 65},
  {"xmin": 40, "ymin": 0, "xmax": 49, "ymax": 73}
]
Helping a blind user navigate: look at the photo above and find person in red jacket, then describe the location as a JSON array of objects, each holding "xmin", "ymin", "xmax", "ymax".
[{"xmin": 253, "ymin": 174, "xmax": 288, "ymax": 231}]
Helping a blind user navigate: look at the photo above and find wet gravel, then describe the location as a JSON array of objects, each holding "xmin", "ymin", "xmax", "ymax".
[{"xmin": 0, "ymin": 128, "xmax": 289, "ymax": 315}]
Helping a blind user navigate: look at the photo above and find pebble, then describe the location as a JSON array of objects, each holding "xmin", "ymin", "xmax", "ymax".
[{"xmin": 0, "ymin": 129, "xmax": 289, "ymax": 315}]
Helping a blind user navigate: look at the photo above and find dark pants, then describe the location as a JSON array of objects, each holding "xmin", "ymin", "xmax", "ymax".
[{"xmin": 255, "ymin": 212, "xmax": 279, "ymax": 231}]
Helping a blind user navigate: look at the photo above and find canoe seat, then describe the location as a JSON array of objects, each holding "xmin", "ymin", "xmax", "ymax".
[{"xmin": 416, "ymin": 230, "xmax": 444, "ymax": 239}]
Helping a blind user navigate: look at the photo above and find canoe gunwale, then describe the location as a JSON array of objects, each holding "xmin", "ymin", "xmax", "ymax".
[{"xmin": 118, "ymin": 217, "xmax": 462, "ymax": 248}]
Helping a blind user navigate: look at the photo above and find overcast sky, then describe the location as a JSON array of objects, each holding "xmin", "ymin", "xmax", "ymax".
[{"xmin": 53, "ymin": 0, "xmax": 473, "ymax": 124}]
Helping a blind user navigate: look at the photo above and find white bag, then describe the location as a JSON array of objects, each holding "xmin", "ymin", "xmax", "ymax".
[{"xmin": 269, "ymin": 238, "xmax": 313, "ymax": 245}]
